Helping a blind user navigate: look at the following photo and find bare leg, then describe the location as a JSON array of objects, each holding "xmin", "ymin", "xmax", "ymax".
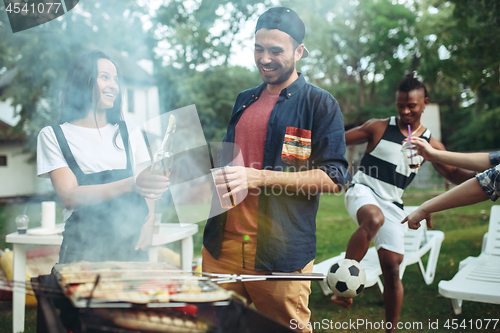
[
  {"xmin": 345, "ymin": 204, "xmax": 385, "ymax": 260},
  {"xmin": 378, "ymin": 248, "xmax": 404, "ymax": 333},
  {"xmin": 332, "ymin": 204, "xmax": 385, "ymax": 308}
]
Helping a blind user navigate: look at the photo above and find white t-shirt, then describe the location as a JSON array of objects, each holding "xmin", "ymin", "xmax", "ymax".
[{"xmin": 37, "ymin": 122, "xmax": 151, "ymax": 221}]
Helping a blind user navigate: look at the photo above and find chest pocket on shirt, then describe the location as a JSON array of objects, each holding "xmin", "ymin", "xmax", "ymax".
[{"xmin": 281, "ymin": 127, "xmax": 312, "ymax": 168}]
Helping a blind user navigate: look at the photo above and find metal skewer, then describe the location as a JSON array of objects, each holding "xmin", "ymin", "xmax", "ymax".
[{"xmin": 87, "ymin": 274, "xmax": 100, "ymax": 308}]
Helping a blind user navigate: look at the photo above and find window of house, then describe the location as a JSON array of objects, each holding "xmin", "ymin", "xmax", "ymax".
[
  {"xmin": 127, "ymin": 89, "xmax": 134, "ymax": 114},
  {"xmin": 0, "ymin": 155, "xmax": 7, "ymax": 166}
]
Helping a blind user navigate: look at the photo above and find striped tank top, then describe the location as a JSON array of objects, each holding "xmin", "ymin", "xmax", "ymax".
[{"xmin": 351, "ymin": 116, "xmax": 431, "ymax": 205}]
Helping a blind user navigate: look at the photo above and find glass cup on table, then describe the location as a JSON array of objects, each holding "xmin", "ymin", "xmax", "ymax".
[
  {"xmin": 211, "ymin": 167, "xmax": 236, "ymax": 209},
  {"xmin": 15, "ymin": 215, "xmax": 29, "ymax": 234},
  {"xmin": 401, "ymin": 141, "xmax": 424, "ymax": 169}
]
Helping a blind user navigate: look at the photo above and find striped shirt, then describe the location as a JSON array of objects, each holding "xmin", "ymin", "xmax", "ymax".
[{"xmin": 351, "ymin": 116, "xmax": 431, "ymax": 205}]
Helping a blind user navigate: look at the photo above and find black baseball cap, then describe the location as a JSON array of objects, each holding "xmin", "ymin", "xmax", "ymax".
[{"xmin": 255, "ymin": 7, "xmax": 309, "ymax": 59}]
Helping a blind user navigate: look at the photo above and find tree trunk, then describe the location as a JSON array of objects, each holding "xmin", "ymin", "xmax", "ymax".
[
  {"xmin": 358, "ymin": 70, "xmax": 365, "ymax": 107},
  {"xmin": 369, "ymin": 70, "xmax": 376, "ymax": 103}
]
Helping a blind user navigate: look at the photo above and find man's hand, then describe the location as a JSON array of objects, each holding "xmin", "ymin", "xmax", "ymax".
[
  {"xmin": 401, "ymin": 207, "xmax": 432, "ymax": 230},
  {"xmin": 215, "ymin": 166, "xmax": 341, "ymax": 198},
  {"xmin": 135, "ymin": 167, "xmax": 170, "ymax": 200},
  {"xmin": 215, "ymin": 166, "xmax": 262, "ymax": 198}
]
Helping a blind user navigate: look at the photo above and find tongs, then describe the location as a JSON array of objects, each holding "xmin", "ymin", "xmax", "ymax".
[
  {"xmin": 197, "ymin": 272, "xmax": 326, "ymax": 284},
  {"xmin": 151, "ymin": 114, "xmax": 176, "ymax": 175}
]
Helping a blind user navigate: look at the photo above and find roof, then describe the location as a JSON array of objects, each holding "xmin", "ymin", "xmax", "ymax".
[
  {"xmin": 0, "ymin": 119, "xmax": 24, "ymax": 143},
  {"xmin": 113, "ymin": 54, "xmax": 156, "ymax": 86}
]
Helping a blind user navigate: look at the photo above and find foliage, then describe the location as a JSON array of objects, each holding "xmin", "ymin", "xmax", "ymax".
[
  {"xmin": 278, "ymin": 0, "xmax": 499, "ymax": 151},
  {"xmin": 0, "ymin": 0, "xmax": 152, "ymax": 157},
  {"xmin": 1, "ymin": 0, "xmax": 498, "ymax": 156},
  {"xmin": 282, "ymin": 0, "xmax": 418, "ymax": 124},
  {"xmin": 414, "ymin": 0, "xmax": 500, "ymax": 150},
  {"xmin": 152, "ymin": 0, "xmax": 267, "ymax": 142},
  {"xmin": 155, "ymin": 63, "xmax": 261, "ymax": 143},
  {"xmin": 153, "ymin": 0, "xmax": 266, "ymax": 71},
  {"xmin": 174, "ymin": 65, "xmax": 261, "ymax": 142}
]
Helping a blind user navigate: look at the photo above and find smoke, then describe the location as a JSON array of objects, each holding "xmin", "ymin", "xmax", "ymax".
[
  {"xmin": 0, "ymin": 0, "xmax": 258, "ymax": 263},
  {"xmin": 136, "ymin": 105, "xmax": 248, "ymax": 226}
]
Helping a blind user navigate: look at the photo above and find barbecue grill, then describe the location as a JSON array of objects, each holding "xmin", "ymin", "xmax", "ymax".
[
  {"xmin": 27, "ymin": 260, "xmax": 320, "ymax": 333},
  {"xmin": 2, "ymin": 260, "xmax": 325, "ymax": 332}
]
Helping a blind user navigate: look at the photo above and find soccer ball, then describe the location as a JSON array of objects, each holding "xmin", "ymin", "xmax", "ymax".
[{"xmin": 326, "ymin": 259, "xmax": 366, "ymax": 298}]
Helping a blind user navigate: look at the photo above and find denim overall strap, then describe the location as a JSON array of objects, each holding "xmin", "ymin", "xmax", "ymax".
[{"xmin": 51, "ymin": 125, "xmax": 88, "ymax": 184}]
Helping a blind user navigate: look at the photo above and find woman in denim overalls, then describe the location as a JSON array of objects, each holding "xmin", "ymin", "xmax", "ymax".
[{"xmin": 37, "ymin": 51, "xmax": 169, "ymax": 263}]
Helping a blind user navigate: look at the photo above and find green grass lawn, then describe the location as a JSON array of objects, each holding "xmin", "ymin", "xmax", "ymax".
[
  {"xmin": 1, "ymin": 189, "xmax": 499, "ymax": 332},
  {"xmin": 311, "ymin": 189, "xmax": 499, "ymax": 333}
]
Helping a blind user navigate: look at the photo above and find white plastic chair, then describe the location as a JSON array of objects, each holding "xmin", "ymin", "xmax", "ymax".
[
  {"xmin": 438, "ymin": 205, "xmax": 500, "ymax": 314},
  {"xmin": 399, "ymin": 221, "xmax": 445, "ymax": 285},
  {"xmin": 313, "ymin": 206, "xmax": 444, "ymax": 295}
]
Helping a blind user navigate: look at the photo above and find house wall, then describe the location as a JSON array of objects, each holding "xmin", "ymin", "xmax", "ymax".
[
  {"xmin": 0, "ymin": 143, "xmax": 38, "ymax": 197},
  {"xmin": 420, "ymin": 103, "xmax": 441, "ymax": 141},
  {"xmin": 0, "ymin": 98, "xmax": 19, "ymax": 126},
  {"xmin": 123, "ymin": 85, "xmax": 162, "ymax": 136},
  {"xmin": 408, "ymin": 103, "xmax": 444, "ymax": 189}
]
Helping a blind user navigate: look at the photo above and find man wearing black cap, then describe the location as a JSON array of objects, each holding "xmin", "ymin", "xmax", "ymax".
[{"xmin": 202, "ymin": 7, "xmax": 350, "ymax": 331}]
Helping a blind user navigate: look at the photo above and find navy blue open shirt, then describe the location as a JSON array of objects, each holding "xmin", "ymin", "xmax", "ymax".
[{"xmin": 204, "ymin": 75, "xmax": 351, "ymax": 272}]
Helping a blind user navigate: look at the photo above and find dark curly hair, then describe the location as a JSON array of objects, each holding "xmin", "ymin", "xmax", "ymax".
[{"xmin": 398, "ymin": 73, "xmax": 429, "ymax": 98}]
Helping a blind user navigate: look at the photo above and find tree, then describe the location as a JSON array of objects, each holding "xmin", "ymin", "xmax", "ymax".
[
  {"xmin": 281, "ymin": 0, "xmax": 418, "ymax": 125},
  {"xmin": 414, "ymin": 0, "xmax": 500, "ymax": 151},
  {"xmin": 154, "ymin": 0, "xmax": 267, "ymax": 72},
  {"xmin": 278, "ymin": 0, "xmax": 498, "ymax": 151},
  {"xmin": 3, "ymin": 0, "xmax": 497, "ymax": 156},
  {"xmin": 0, "ymin": 0, "xmax": 153, "ymax": 156},
  {"xmin": 152, "ymin": 0, "xmax": 269, "ymax": 141},
  {"xmin": 174, "ymin": 65, "xmax": 261, "ymax": 142}
]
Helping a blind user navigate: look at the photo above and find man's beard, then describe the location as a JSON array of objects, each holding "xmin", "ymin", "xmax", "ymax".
[{"xmin": 259, "ymin": 60, "xmax": 295, "ymax": 86}]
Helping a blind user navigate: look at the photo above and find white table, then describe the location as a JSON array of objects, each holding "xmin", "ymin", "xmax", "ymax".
[{"xmin": 5, "ymin": 222, "xmax": 198, "ymax": 333}]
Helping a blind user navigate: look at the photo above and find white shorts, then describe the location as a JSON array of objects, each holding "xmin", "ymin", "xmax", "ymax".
[{"xmin": 345, "ymin": 183, "xmax": 408, "ymax": 255}]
